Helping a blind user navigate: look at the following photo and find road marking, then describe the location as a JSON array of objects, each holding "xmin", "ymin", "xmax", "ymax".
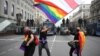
[
  {"xmin": 0, "ymin": 39, "xmax": 14, "ymax": 41},
  {"xmin": 48, "ymin": 40, "xmax": 69, "ymax": 42},
  {"xmin": 0, "ymin": 39, "xmax": 22, "ymax": 41},
  {"xmin": 0, "ymin": 46, "xmax": 19, "ymax": 55},
  {"xmin": 14, "ymin": 46, "xmax": 18, "ymax": 49},
  {"xmin": 8, "ymin": 48, "xmax": 13, "ymax": 51},
  {"xmin": 0, "ymin": 47, "xmax": 18, "ymax": 55},
  {"xmin": 50, "ymin": 35, "xmax": 56, "ymax": 52},
  {"xmin": 0, "ymin": 51, "xmax": 6, "ymax": 55}
]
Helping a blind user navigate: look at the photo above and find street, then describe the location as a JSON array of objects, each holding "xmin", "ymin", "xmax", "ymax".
[{"xmin": 0, "ymin": 35, "xmax": 100, "ymax": 56}]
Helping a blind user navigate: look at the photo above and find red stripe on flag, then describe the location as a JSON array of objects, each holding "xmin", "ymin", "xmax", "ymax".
[
  {"xmin": 34, "ymin": 0, "xmax": 40, "ymax": 2},
  {"xmin": 35, "ymin": 0, "xmax": 68, "ymax": 14},
  {"xmin": 65, "ymin": 0, "xmax": 78, "ymax": 9}
]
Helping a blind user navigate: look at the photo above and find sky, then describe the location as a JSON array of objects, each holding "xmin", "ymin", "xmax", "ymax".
[
  {"xmin": 55, "ymin": 0, "xmax": 93, "ymax": 27},
  {"xmin": 82, "ymin": 0, "xmax": 93, "ymax": 4}
]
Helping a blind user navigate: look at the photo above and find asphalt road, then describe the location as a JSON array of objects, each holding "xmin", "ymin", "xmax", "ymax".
[{"xmin": 0, "ymin": 35, "xmax": 100, "ymax": 56}]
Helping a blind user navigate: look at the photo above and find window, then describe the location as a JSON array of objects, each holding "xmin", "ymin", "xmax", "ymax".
[
  {"xmin": 83, "ymin": 5, "xmax": 85, "ymax": 8},
  {"xmin": 26, "ymin": 13, "xmax": 27, "ymax": 20},
  {"xmin": 31, "ymin": 15, "xmax": 32, "ymax": 19},
  {"xmin": 21, "ymin": 10, "xmax": 23, "ymax": 18},
  {"xmin": 30, "ymin": 15, "xmax": 31, "ymax": 19},
  {"xmin": 28, "ymin": 13, "xmax": 29, "ymax": 19},
  {"xmin": 4, "ymin": 1, "xmax": 8, "ymax": 15},
  {"xmin": 21, "ymin": 3, "xmax": 23, "ymax": 7},
  {"xmin": 32, "ymin": 16, "xmax": 33, "ymax": 19},
  {"xmin": 25, "ymin": 11, "xmax": 26, "ymax": 20},
  {"xmin": 11, "ymin": 4, "xmax": 14, "ymax": 16},
  {"xmin": 17, "ymin": 0, "xmax": 20, "ymax": 5},
  {"xmin": 99, "ymin": 10, "xmax": 100, "ymax": 14}
]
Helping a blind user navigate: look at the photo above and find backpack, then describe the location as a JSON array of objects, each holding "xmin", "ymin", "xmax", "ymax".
[
  {"xmin": 34, "ymin": 35, "xmax": 39, "ymax": 46},
  {"xmin": 24, "ymin": 34, "xmax": 39, "ymax": 45}
]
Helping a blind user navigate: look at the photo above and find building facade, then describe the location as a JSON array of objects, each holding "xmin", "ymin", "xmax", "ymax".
[
  {"xmin": 72, "ymin": 4, "xmax": 91, "ymax": 22},
  {"xmin": 90, "ymin": 0, "xmax": 100, "ymax": 22},
  {"xmin": 0, "ymin": 0, "xmax": 35, "ymax": 33}
]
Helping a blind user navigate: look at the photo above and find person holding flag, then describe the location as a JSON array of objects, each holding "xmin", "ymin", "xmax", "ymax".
[{"xmin": 39, "ymin": 25, "xmax": 51, "ymax": 56}]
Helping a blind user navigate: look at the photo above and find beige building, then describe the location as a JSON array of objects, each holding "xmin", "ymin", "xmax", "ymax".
[
  {"xmin": 0, "ymin": 0, "xmax": 35, "ymax": 33},
  {"xmin": 72, "ymin": 4, "xmax": 91, "ymax": 22}
]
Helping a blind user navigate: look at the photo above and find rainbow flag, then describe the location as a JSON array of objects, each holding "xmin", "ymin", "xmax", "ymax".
[
  {"xmin": 78, "ymin": 31, "xmax": 86, "ymax": 56},
  {"xmin": 34, "ymin": 0, "xmax": 81, "ymax": 23}
]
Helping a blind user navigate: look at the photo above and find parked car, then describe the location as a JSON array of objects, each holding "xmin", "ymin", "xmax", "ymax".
[{"xmin": 60, "ymin": 27, "xmax": 70, "ymax": 35}]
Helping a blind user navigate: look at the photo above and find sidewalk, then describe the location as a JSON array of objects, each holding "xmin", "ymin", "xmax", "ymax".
[
  {"xmin": 0, "ymin": 32, "xmax": 15, "ymax": 36},
  {"xmin": 0, "ymin": 34, "xmax": 23, "ymax": 40}
]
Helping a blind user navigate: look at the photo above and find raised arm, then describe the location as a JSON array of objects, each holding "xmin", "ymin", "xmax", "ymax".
[{"xmin": 26, "ymin": 34, "xmax": 34, "ymax": 46}]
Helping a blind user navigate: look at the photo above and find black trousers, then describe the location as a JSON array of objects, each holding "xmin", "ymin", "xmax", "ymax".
[
  {"xmin": 69, "ymin": 47, "xmax": 80, "ymax": 56},
  {"xmin": 39, "ymin": 43, "xmax": 51, "ymax": 56},
  {"xmin": 24, "ymin": 45, "xmax": 35, "ymax": 56}
]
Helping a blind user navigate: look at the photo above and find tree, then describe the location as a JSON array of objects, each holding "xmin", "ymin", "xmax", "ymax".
[
  {"xmin": 83, "ymin": 19, "xmax": 87, "ymax": 28},
  {"xmin": 30, "ymin": 19, "xmax": 34, "ymax": 26},
  {"xmin": 26, "ymin": 19, "xmax": 29, "ymax": 26},
  {"xmin": 62, "ymin": 19, "xmax": 65, "ymax": 26},
  {"xmin": 66, "ymin": 18, "xmax": 70, "ymax": 27},
  {"xmin": 78, "ymin": 18, "xmax": 83, "ymax": 27}
]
